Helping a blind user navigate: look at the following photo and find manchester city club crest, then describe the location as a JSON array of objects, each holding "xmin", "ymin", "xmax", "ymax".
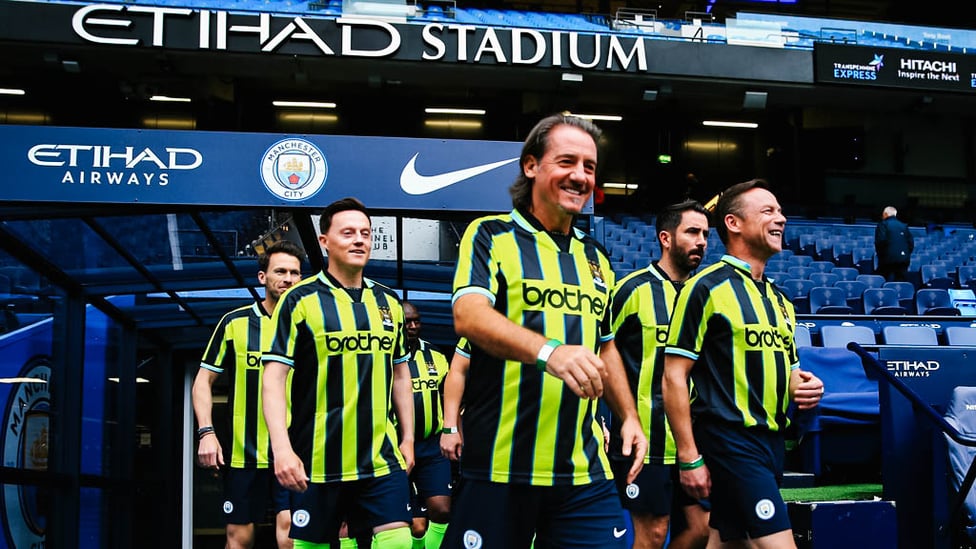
[{"xmin": 260, "ymin": 138, "xmax": 328, "ymax": 202}]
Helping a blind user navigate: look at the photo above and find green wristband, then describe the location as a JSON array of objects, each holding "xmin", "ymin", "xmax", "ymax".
[
  {"xmin": 678, "ymin": 455, "xmax": 705, "ymax": 471},
  {"xmin": 535, "ymin": 339, "xmax": 562, "ymax": 372}
]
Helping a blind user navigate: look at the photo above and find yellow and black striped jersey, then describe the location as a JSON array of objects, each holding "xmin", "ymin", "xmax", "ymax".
[
  {"xmin": 407, "ymin": 339, "xmax": 449, "ymax": 441},
  {"xmin": 263, "ymin": 271, "xmax": 408, "ymax": 483},
  {"xmin": 200, "ymin": 301, "xmax": 274, "ymax": 468},
  {"xmin": 452, "ymin": 208, "xmax": 615, "ymax": 486},
  {"xmin": 609, "ymin": 262, "xmax": 678, "ymax": 465},
  {"xmin": 665, "ymin": 255, "xmax": 798, "ymax": 431}
]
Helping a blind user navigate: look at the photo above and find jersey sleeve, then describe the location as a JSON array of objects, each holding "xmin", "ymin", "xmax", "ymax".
[
  {"xmin": 452, "ymin": 217, "xmax": 500, "ymax": 305},
  {"xmin": 200, "ymin": 313, "xmax": 231, "ymax": 374},
  {"xmin": 263, "ymin": 290, "xmax": 302, "ymax": 368},
  {"xmin": 665, "ymin": 279, "xmax": 712, "ymax": 361}
]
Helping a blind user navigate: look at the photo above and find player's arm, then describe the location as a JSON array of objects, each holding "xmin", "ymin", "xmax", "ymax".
[
  {"xmin": 599, "ymin": 339, "xmax": 647, "ymax": 483},
  {"xmin": 262, "ymin": 360, "xmax": 307, "ymax": 492},
  {"xmin": 662, "ymin": 353, "xmax": 710, "ymax": 499},
  {"xmin": 191, "ymin": 368, "xmax": 223, "ymax": 470},
  {"xmin": 453, "ymin": 293, "xmax": 604, "ymax": 399},
  {"xmin": 392, "ymin": 359, "xmax": 415, "ymax": 473},
  {"xmin": 440, "ymin": 351, "xmax": 469, "ymax": 461}
]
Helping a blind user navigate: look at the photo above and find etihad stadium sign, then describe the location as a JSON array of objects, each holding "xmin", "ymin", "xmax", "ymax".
[{"xmin": 5, "ymin": 2, "xmax": 683, "ymax": 73}]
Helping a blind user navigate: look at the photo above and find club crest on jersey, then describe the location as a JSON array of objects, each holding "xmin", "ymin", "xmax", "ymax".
[
  {"xmin": 588, "ymin": 260, "xmax": 607, "ymax": 289},
  {"xmin": 426, "ymin": 360, "xmax": 438, "ymax": 375},
  {"xmin": 379, "ymin": 306, "xmax": 394, "ymax": 328}
]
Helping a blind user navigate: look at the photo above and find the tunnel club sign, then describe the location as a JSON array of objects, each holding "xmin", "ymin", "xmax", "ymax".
[{"xmin": 2, "ymin": 2, "xmax": 670, "ymax": 73}]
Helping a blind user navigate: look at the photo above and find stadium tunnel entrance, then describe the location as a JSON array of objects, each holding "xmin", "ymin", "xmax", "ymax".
[{"xmin": 0, "ymin": 124, "xmax": 528, "ymax": 548}]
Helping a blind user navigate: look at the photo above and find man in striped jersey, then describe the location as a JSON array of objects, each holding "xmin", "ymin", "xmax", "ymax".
[
  {"xmin": 263, "ymin": 197, "xmax": 416, "ymax": 549},
  {"xmin": 609, "ymin": 200, "xmax": 711, "ymax": 549},
  {"xmin": 444, "ymin": 114, "xmax": 647, "ymax": 548},
  {"xmin": 401, "ymin": 301, "xmax": 451, "ymax": 549},
  {"xmin": 193, "ymin": 239, "xmax": 305, "ymax": 549},
  {"xmin": 663, "ymin": 180, "xmax": 824, "ymax": 548}
]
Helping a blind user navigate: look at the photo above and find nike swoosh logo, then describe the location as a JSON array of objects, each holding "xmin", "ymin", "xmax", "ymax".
[
  {"xmin": 399, "ymin": 153, "xmax": 519, "ymax": 195},
  {"xmin": 613, "ymin": 528, "xmax": 627, "ymax": 538}
]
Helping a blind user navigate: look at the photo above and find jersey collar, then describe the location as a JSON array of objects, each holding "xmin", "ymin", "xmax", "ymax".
[
  {"xmin": 253, "ymin": 301, "xmax": 271, "ymax": 318},
  {"xmin": 721, "ymin": 254, "xmax": 756, "ymax": 277}
]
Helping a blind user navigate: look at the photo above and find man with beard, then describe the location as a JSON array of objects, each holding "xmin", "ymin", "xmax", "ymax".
[
  {"xmin": 609, "ymin": 200, "xmax": 711, "ymax": 549},
  {"xmin": 663, "ymin": 180, "xmax": 823, "ymax": 548},
  {"xmin": 193, "ymin": 239, "xmax": 305, "ymax": 549}
]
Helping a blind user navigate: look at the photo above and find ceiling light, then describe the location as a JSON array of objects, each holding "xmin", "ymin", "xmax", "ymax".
[
  {"xmin": 0, "ymin": 88, "xmax": 26, "ymax": 96},
  {"xmin": 425, "ymin": 108, "xmax": 486, "ymax": 115},
  {"xmin": 702, "ymin": 120, "xmax": 758, "ymax": 129},
  {"xmin": 424, "ymin": 119, "xmax": 483, "ymax": 130},
  {"xmin": 278, "ymin": 113, "xmax": 339, "ymax": 123},
  {"xmin": 150, "ymin": 95, "xmax": 192, "ymax": 103},
  {"xmin": 561, "ymin": 73, "xmax": 583, "ymax": 83},
  {"xmin": 273, "ymin": 100, "xmax": 337, "ymax": 109},
  {"xmin": 603, "ymin": 182, "xmax": 638, "ymax": 190},
  {"xmin": 108, "ymin": 377, "xmax": 151, "ymax": 383},
  {"xmin": 569, "ymin": 113, "xmax": 623, "ymax": 122},
  {"xmin": 642, "ymin": 89, "xmax": 658, "ymax": 101}
]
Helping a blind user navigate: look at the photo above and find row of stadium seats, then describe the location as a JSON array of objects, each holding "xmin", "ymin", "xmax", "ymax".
[{"xmin": 796, "ymin": 324, "xmax": 976, "ymax": 348}]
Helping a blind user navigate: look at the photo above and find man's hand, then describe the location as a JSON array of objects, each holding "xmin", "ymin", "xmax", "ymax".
[
  {"xmin": 679, "ymin": 463, "xmax": 711, "ymax": 500},
  {"xmin": 399, "ymin": 440, "xmax": 415, "ymax": 475},
  {"xmin": 197, "ymin": 432, "xmax": 224, "ymax": 472},
  {"xmin": 616, "ymin": 416, "xmax": 647, "ymax": 484},
  {"xmin": 792, "ymin": 370, "xmax": 824, "ymax": 410},
  {"xmin": 273, "ymin": 447, "xmax": 309, "ymax": 493},
  {"xmin": 545, "ymin": 344, "xmax": 606, "ymax": 399},
  {"xmin": 440, "ymin": 432, "xmax": 463, "ymax": 461}
]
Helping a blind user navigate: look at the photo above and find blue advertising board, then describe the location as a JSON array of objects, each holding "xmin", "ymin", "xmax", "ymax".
[{"xmin": 0, "ymin": 125, "xmax": 531, "ymax": 213}]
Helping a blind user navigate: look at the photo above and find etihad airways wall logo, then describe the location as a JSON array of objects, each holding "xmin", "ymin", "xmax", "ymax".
[
  {"xmin": 831, "ymin": 54, "xmax": 883, "ymax": 81},
  {"xmin": 886, "ymin": 358, "xmax": 940, "ymax": 378},
  {"xmin": 27, "ymin": 143, "xmax": 202, "ymax": 186},
  {"xmin": 260, "ymin": 138, "xmax": 328, "ymax": 201}
]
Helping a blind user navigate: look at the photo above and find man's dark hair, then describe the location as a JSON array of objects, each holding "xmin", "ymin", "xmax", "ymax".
[
  {"xmin": 509, "ymin": 114, "xmax": 603, "ymax": 211},
  {"xmin": 656, "ymin": 199, "xmax": 709, "ymax": 250},
  {"xmin": 319, "ymin": 197, "xmax": 370, "ymax": 234},
  {"xmin": 258, "ymin": 240, "xmax": 305, "ymax": 272},
  {"xmin": 714, "ymin": 179, "xmax": 771, "ymax": 245}
]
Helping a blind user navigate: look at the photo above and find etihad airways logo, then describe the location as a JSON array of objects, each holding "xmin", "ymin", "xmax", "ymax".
[
  {"xmin": 28, "ymin": 143, "xmax": 202, "ymax": 186},
  {"xmin": 886, "ymin": 359, "xmax": 940, "ymax": 378},
  {"xmin": 399, "ymin": 154, "xmax": 518, "ymax": 195},
  {"xmin": 522, "ymin": 282, "xmax": 605, "ymax": 316}
]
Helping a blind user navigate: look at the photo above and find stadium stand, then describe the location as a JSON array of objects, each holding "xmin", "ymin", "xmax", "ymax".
[
  {"xmin": 857, "ymin": 274, "xmax": 886, "ymax": 289},
  {"xmin": 833, "ymin": 267, "xmax": 860, "ymax": 282},
  {"xmin": 809, "ymin": 272, "xmax": 840, "ymax": 287},
  {"xmin": 922, "ymin": 264, "xmax": 955, "ymax": 289},
  {"xmin": 834, "ymin": 280, "xmax": 868, "ymax": 313},
  {"xmin": 794, "ymin": 324, "xmax": 813, "ymax": 348},
  {"xmin": 883, "ymin": 281, "xmax": 917, "ymax": 312}
]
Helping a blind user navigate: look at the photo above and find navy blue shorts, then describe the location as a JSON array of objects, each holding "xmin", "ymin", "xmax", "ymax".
[
  {"xmin": 410, "ymin": 437, "xmax": 452, "ymax": 517},
  {"xmin": 221, "ymin": 467, "xmax": 289, "ymax": 525},
  {"xmin": 696, "ymin": 420, "xmax": 790, "ymax": 542},
  {"xmin": 288, "ymin": 471, "xmax": 411, "ymax": 544},
  {"xmin": 611, "ymin": 459, "xmax": 673, "ymax": 517},
  {"xmin": 442, "ymin": 478, "xmax": 627, "ymax": 549}
]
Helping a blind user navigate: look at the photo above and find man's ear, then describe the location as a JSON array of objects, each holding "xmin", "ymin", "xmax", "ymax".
[
  {"xmin": 724, "ymin": 213, "xmax": 740, "ymax": 235},
  {"xmin": 658, "ymin": 230, "xmax": 672, "ymax": 250},
  {"xmin": 523, "ymin": 155, "xmax": 538, "ymax": 179}
]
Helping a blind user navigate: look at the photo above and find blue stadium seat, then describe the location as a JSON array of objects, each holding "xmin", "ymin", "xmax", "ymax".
[
  {"xmin": 810, "ymin": 260, "xmax": 835, "ymax": 273},
  {"xmin": 809, "ymin": 286, "xmax": 854, "ymax": 314},
  {"xmin": 766, "ymin": 271, "xmax": 789, "ymax": 284},
  {"xmin": 883, "ymin": 281, "xmax": 916, "ymax": 312},
  {"xmin": 767, "ymin": 259, "xmax": 790, "ymax": 272},
  {"xmin": 862, "ymin": 287, "xmax": 908, "ymax": 315},
  {"xmin": 794, "ymin": 324, "xmax": 813, "ymax": 348},
  {"xmin": 788, "ymin": 266, "xmax": 814, "ymax": 280},
  {"xmin": 916, "ymin": 288, "xmax": 960, "ymax": 316},
  {"xmin": 834, "ymin": 280, "xmax": 868, "ymax": 313},
  {"xmin": 882, "ymin": 325, "xmax": 938, "ymax": 345},
  {"xmin": 833, "ymin": 240, "xmax": 855, "ymax": 267},
  {"xmin": 789, "ymin": 255, "xmax": 814, "ymax": 267},
  {"xmin": 922, "ymin": 264, "xmax": 955, "ymax": 289},
  {"xmin": 857, "ymin": 274, "xmax": 886, "ymax": 289},
  {"xmin": 833, "ymin": 267, "xmax": 860, "ymax": 282},
  {"xmin": 853, "ymin": 246, "xmax": 876, "ymax": 274},
  {"xmin": 809, "ymin": 272, "xmax": 840, "ymax": 287},
  {"xmin": 958, "ymin": 265, "xmax": 976, "ymax": 286},
  {"xmin": 946, "ymin": 327, "xmax": 976, "ymax": 346},
  {"xmin": 794, "ymin": 346, "xmax": 880, "ymax": 477},
  {"xmin": 821, "ymin": 325, "xmax": 876, "ymax": 348},
  {"xmin": 778, "ymin": 278, "xmax": 814, "ymax": 314}
]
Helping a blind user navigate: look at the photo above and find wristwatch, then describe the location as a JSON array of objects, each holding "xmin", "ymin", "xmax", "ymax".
[{"xmin": 441, "ymin": 426, "xmax": 459, "ymax": 434}]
